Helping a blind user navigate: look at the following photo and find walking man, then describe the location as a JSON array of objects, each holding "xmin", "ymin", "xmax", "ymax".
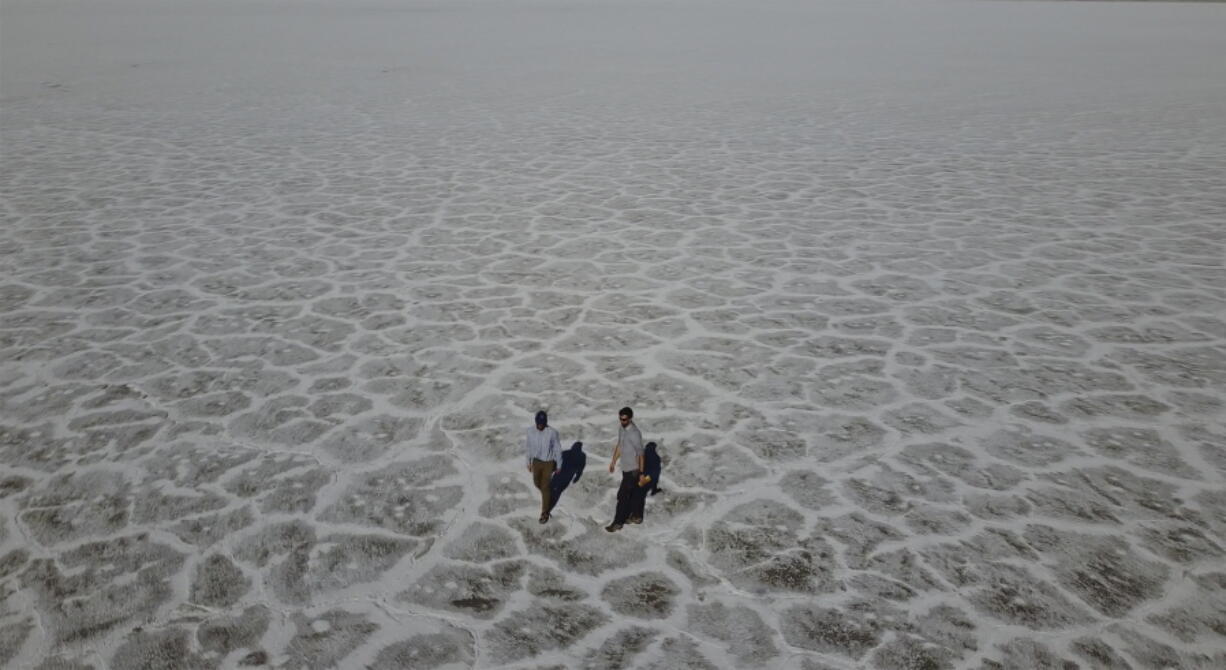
[
  {"xmin": 606, "ymin": 406, "xmax": 646, "ymax": 532},
  {"xmin": 526, "ymin": 410, "xmax": 562, "ymax": 524}
]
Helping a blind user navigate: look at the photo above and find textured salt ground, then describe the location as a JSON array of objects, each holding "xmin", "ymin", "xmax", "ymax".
[{"xmin": 2, "ymin": 0, "xmax": 1226, "ymax": 668}]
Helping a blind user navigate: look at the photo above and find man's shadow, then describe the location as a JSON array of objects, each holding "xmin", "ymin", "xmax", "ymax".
[
  {"xmin": 548, "ymin": 441, "xmax": 586, "ymax": 514},
  {"xmin": 643, "ymin": 441, "xmax": 662, "ymax": 496}
]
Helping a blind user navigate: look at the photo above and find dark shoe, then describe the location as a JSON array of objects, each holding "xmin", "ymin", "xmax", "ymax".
[
  {"xmin": 627, "ymin": 516, "xmax": 642, "ymax": 525},
  {"xmin": 650, "ymin": 489, "xmax": 662, "ymax": 496},
  {"xmin": 539, "ymin": 514, "xmax": 549, "ymax": 524},
  {"xmin": 605, "ymin": 523, "xmax": 622, "ymax": 532}
]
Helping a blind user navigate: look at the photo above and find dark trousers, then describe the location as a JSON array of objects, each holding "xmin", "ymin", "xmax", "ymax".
[
  {"xmin": 613, "ymin": 470, "xmax": 647, "ymax": 524},
  {"xmin": 531, "ymin": 459, "xmax": 556, "ymax": 516}
]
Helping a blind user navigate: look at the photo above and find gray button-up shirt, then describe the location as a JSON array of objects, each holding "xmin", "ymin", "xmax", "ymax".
[
  {"xmin": 617, "ymin": 423, "xmax": 644, "ymax": 473},
  {"xmin": 526, "ymin": 426, "xmax": 562, "ymax": 469}
]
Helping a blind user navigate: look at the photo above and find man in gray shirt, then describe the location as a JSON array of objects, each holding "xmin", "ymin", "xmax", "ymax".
[
  {"xmin": 526, "ymin": 410, "xmax": 562, "ymax": 523},
  {"xmin": 606, "ymin": 406, "xmax": 647, "ymax": 532}
]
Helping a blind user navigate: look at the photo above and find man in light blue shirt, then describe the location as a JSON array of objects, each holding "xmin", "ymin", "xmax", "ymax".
[{"xmin": 526, "ymin": 410, "xmax": 562, "ymax": 523}]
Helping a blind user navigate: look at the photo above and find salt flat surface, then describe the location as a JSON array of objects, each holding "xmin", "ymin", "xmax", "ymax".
[{"xmin": 2, "ymin": 0, "xmax": 1225, "ymax": 668}]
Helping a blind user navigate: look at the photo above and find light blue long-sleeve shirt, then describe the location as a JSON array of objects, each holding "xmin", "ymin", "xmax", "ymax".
[{"xmin": 525, "ymin": 426, "xmax": 562, "ymax": 469}]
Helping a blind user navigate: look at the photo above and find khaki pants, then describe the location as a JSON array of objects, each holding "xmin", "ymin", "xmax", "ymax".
[{"xmin": 531, "ymin": 459, "xmax": 556, "ymax": 516}]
